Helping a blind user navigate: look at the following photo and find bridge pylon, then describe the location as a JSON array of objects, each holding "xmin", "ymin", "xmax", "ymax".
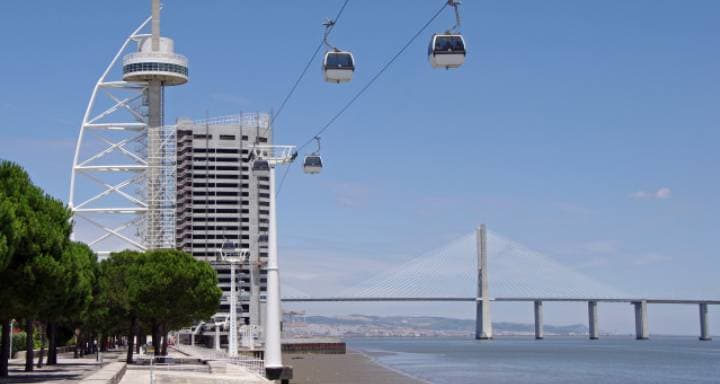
[{"xmin": 476, "ymin": 224, "xmax": 493, "ymax": 340}]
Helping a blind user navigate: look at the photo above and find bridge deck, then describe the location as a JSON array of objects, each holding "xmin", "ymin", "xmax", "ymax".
[{"xmin": 282, "ymin": 297, "xmax": 720, "ymax": 305}]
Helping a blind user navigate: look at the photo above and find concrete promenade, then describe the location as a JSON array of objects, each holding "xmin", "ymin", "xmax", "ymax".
[
  {"xmin": 1, "ymin": 351, "xmax": 124, "ymax": 383},
  {"xmin": 117, "ymin": 346, "xmax": 269, "ymax": 384}
]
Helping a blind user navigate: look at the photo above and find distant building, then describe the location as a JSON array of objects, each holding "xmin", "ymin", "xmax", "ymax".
[{"xmin": 175, "ymin": 114, "xmax": 271, "ymax": 327}]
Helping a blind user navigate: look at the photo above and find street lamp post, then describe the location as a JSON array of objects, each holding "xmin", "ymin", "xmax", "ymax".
[
  {"xmin": 217, "ymin": 244, "xmax": 249, "ymax": 358},
  {"xmin": 229, "ymin": 258, "xmax": 237, "ymax": 356},
  {"xmin": 212, "ymin": 317, "xmax": 226, "ymax": 352}
]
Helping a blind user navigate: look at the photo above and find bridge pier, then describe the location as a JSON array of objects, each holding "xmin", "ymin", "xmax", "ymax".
[
  {"xmin": 633, "ymin": 301, "xmax": 649, "ymax": 340},
  {"xmin": 534, "ymin": 300, "xmax": 544, "ymax": 340},
  {"xmin": 699, "ymin": 303, "xmax": 711, "ymax": 341},
  {"xmin": 475, "ymin": 225, "xmax": 493, "ymax": 340},
  {"xmin": 588, "ymin": 301, "xmax": 599, "ymax": 340}
]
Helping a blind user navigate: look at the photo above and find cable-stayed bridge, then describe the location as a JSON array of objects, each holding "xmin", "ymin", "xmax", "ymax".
[{"xmin": 281, "ymin": 226, "xmax": 718, "ymax": 341}]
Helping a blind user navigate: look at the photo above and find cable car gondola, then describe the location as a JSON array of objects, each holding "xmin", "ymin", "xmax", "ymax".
[
  {"xmin": 321, "ymin": 18, "xmax": 355, "ymax": 83},
  {"xmin": 303, "ymin": 137, "xmax": 323, "ymax": 174},
  {"xmin": 429, "ymin": 0, "xmax": 466, "ymax": 69},
  {"xmin": 323, "ymin": 50, "xmax": 355, "ymax": 83},
  {"xmin": 428, "ymin": 34, "xmax": 466, "ymax": 69},
  {"xmin": 303, "ymin": 155, "xmax": 323, "ymax": 174}
]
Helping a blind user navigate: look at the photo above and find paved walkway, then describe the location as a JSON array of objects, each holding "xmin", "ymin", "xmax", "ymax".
[
  {"xmin": 1, "ymin": 352, "xmax": 123, "ymax": 384},
  {"xmin": 118, "ymin": 347, "xmax": 269, "ymax": 384},
  {"xmin": 120, "ymin": 367, "xmax": 267, "ymax": 384}
]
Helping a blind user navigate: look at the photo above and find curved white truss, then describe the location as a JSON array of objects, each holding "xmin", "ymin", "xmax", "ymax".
[{"xmin": 69, "ymin": 16, "xmax": 176, "ymax": 257}]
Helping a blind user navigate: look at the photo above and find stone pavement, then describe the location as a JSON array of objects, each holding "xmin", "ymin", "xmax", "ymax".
[
  {"xmin": 118, "ymin": 348, "xmax": 269, "ymax": 384},
  {"xmin": 0, "ymin": 352, "xmax": 123, "ymax": 383},
  {"xmin": 120, "ymin": 367, "xmax": 268, "ymax": 384}
]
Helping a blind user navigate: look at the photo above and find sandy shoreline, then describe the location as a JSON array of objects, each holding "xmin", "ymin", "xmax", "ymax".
[{"xmin": 286, "ymin": 349, "xmax": 428, "ymax": 384}]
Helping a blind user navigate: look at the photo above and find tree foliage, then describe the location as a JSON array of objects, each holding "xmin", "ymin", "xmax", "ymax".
[
  {"xmin": 134, "ymin": 249, "xmax": 222, "ymax": 330},
  {"xmin": 97, "ymin": 249, "xmax": 222, "ymax": 361},
  {"xmin": 0, "ymin": 161, "xmax": 78, "ymax": 377}
]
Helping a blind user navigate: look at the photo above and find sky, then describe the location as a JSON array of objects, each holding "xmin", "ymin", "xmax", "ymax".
[{"xmin": 0, "ymin": 1, "xmax": 718, "ymax": 335}]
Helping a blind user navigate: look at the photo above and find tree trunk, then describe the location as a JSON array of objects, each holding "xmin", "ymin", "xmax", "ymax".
[
  {"xmin": 36, "ymin": 322, "xmax": 46, "ymax": 368},
  {"xmin": 100, "ymin": 334, "xmax": 108, "ymax": 352},
  {"xmin": 24, "ymin": 319, "xmax": 34, "ymax": 372},
  {"xmin": 152, "ymin": 322, "xmax": 161, "ymax": 356},
  {"xmin": 0, "ymin": 319, "xmax": 11, "ymax": 377},
  {"xmin": 126, "ymin": 317, "xmax": 136, "ymax": 364},
  {"xmin": 161, "ymin": 324, "xmax": 168, "ymax": 356},
  {"xmin": 47, "ymin": 322, "xmax": 57, "ymax": 365},
  {"xmin": 135, "ymin": 328, "xmax": 141, "ymax": 354},
  {"xmin": 73, "ymin": 331, "xmax": 79, "ymax": 358}
]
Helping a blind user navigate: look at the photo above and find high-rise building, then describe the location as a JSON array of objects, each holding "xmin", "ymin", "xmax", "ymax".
[{"xmin": 176, "ymin": 114, "xmax": 272, "ymax": 326}]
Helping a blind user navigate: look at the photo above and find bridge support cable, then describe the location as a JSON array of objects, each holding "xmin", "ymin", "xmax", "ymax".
[{"xmin": 328, "ymin": 231, "xmax": 631, "ymax": 301}]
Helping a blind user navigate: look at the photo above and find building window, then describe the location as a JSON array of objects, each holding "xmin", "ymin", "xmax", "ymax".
[
  {"xmin": 220, "ymin": 135, "xmax": 236, "ymax": 140},
  {"xmin": 193, "ymin": 134, "xmax": 211, "ymax": 139}
]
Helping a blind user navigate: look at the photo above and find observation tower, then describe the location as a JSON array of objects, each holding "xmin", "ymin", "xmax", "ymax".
[{"xmin": 69, "ymin": 0, "xmax": 188, "ymax": 256}]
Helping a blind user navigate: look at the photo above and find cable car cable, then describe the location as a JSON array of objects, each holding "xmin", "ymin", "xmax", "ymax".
[
  {"xmin": 271, "ymin": 0, "xmax": 351, "ymax": 128},
  {"xmin": 278, "ymin": 0, "xmax": 450, "ymax": 197},
  {"xmin": 296, "ymin": 0, "xmax": 449, "ymax": 153}
]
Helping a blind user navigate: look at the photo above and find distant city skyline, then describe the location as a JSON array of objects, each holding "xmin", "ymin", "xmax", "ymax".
[{"xmin": 0, "ymin": 1, "xmax": 717, "ymax": 335}]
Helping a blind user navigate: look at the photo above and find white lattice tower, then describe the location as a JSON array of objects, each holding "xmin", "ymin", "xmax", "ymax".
[{"xmin": 69, "ymin": 2, "xmax": 187, "ymax": 256}]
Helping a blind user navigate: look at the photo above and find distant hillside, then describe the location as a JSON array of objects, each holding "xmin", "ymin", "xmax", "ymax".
[{"xmin": 284, "ymin": 314, "xmax": 589, "ymax": 337}]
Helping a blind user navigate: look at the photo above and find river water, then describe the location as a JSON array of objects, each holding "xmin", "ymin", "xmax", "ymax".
[{"xmin": 346, "ymin": 336, "xmax": 719, "ymax": 384}]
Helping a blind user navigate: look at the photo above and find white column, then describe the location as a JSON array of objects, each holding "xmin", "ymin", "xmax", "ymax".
[
  {"xmin": 228, "ymin": 262, "xmax": 238, "ymax": 357},
  {"xmin": 534, "ymin": 300, "xmax": 544, "ymax": 340},
  {"xmin": 151, "ymin": 0, "xmax": 160, "ymax": 50},
  {"xmin": 699, "ymin": 303, "xmax": 711, "ymax": 341},
  {"xmin": 475, "ymin": 225, "xmax": 492, "ymax": 339},
  {"xmin": 214, "ymin": 325, "xmax": 221, "ymax": 351},
  {"xmin": 588, "ymin": 301, "xmax": 599, "ymax": 340},
  {"xmin": 264, "ymin": 167, "xmax": 283, "ymax": 374},
  {"xmin": 633, "ymin": 301, "xmax": 649, "ymax": 340}
]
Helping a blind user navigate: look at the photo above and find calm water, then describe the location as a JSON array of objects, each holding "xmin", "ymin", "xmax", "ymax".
[{"xmin": 346, "ymin": 336, "xmax": 720, "ymax": 384}]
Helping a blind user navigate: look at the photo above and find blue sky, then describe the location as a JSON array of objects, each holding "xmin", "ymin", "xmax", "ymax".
[{"xmin": 0, "ymin": 1, "xmax": 718, "ymax": 334}]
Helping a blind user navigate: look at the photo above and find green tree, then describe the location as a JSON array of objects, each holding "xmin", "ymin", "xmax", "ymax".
[
  {"xmin": 132, "ymin": 250, "xmax": 222, "ymax": 355},
  {"xmin": 97, "ymin": 250, "xmax": 142, "ymax": 364},
  {"xmin": 35, "ymin": 242, "xmax": 97, "ymax": 365},
  {"xmin": 0, "ymin": 161, "xmax": 71, "ymax": 377}
]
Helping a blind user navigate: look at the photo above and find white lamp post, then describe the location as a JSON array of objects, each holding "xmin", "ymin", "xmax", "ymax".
[{"xmin": 217, "ymin": 243, "xmax": 249, "ymax": 358}]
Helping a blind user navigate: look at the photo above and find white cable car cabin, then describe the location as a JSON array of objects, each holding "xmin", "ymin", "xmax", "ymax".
[
  {"xmin": 428, "ymin": 34, "xmax": 466, "ymax": 69},
  {"xmin": 303, "ymin": 155, "xmax": 323, "ymax": 174},
  {"xmin": 323, "ymin": 50, "xmax": 355, "ymax": 83}
]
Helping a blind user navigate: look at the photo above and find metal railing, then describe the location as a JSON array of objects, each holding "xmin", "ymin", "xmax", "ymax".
[
  {"xmin": 173, "ymin": 344, "xmax": 265, "ymax": 377},
  {"xmin": 224, "ymin": 356, "xmax": 265, "ymax": 377},
  {"xmin": 148, "ymin": 356, "xmax": 208, "ymax": 384}
]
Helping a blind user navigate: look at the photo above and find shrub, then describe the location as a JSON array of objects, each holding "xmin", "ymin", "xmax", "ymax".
[{"xmin": 11, "ymin": 332, "xmax": 27, "ymax": 357}]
